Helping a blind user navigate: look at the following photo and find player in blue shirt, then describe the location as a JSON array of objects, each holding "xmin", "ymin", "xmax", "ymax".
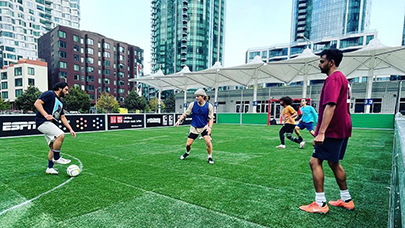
[
  {"xmin": 175, "ymin": 89, "xmax": 214, "ymax": 164},
  {"xmin": 34, "ymin": 82, "xmax": 76, "ymax": 175},
  {"xmin": 295, "ymin": 98, "xmax": 318, "ymax": 149}
]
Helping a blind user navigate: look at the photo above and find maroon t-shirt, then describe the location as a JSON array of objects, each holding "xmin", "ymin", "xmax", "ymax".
[{"xmin": 315, "ymin": 71, "xmax": 352, "ymax": 139}]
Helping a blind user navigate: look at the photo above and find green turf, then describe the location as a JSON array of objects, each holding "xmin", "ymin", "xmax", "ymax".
[{"xmin": 0, "ymin": 125, "xmax": 393, "ymax": 227}]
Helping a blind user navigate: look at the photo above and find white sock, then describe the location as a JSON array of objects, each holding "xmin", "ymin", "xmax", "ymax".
[
  {"xmin": 208, "ymin": 155, "xmax": 212, "ymax": 159},
  {"xmin": 340, "ymin": 189, "xmax": 351, "ymax": 202},
  {"xmin": 315, "ymin": 192, "xmax": 326, "ymax": 207}
]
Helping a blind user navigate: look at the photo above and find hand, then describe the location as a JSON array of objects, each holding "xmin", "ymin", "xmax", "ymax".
[
  {"xmin": 70, "ymin": 130, "xmax": 76, "ymax": 138},
  {"xmin": 45, "ymin": 114, "xmax": 53, "ymax": 121},
  {"xmin": 313, "ymin": 133, "xmax": 325, "ymax": 145},
  {"xmin": 175, "ymin": 121, "xmax": 180, "ymax": 127},
  {"xmin": 207, "ymin": 126, "xmax": 212, "ymax": 135}
]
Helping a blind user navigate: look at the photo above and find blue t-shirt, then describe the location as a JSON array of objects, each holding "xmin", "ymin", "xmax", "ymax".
[
  {"xmin": 191, "ymin": 101, "xmax": 209, "ymax": 128},
  {"xmin": 35, "ymin": 91, "xmax": 64, "ymax": 127},
  {"xmin": 299, "ymin": 106, "xmax": 318, "ymax": 123}
]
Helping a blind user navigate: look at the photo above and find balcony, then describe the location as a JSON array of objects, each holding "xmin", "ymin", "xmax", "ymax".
[
  {"xmin": 182, "ymin": 25, "xmax": 188, "ymax": 31},
  {"xmin": 181, "ymin": 38, "xmax": 187, "ymax": 43}
]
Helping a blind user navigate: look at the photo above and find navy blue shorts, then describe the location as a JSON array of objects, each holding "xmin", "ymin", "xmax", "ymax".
[
  {"xmin": 312, "ymin": 138, "xmax": 349, "ymax": 162},
  {"xmin": 297, "ymin": 121, "xmax": 315, "ymax": 131}
]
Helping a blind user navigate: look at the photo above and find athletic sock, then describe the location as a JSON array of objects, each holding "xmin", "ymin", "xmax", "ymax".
[
  {"xmin": 208, "ymin": 155, "xmax": 212, "ymax": 159},
  {"xmin": 48, "ymin": 160, "xmax": 54, "ymax": 168},
  {"xmin": 315, "ymin": 192, "xmax": 326, "ymax": 207},
  {"xmin": 340, "ymin": 189, "xmax": 352, "ymax": 202},
  {"xmin": 53, "ymin": 149, "xmax": 61, "ymax": 160}
]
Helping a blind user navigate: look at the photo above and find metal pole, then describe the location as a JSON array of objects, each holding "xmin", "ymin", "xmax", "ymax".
[
  {"xmin": 253, "ymin": 79, "xmax": 258, "ymax": 113},
  {"xmin": 365, "ymin": 55, "xmax": 375, "ymax": 113},
  {"xmin": 158, "ymin": 90, "xmax": 162, "ymax": 114},
  {"xmin": 240, "ymin": 88, "xmax": 243, "ymax": 125},
  {"xmin": 214, "ymin": 84, "xmax": 219, "ymax": 113},
  {"xmin": 302, "ymin": 63, "xmax": 308, "ymax": 98},
  {"xmin": 395, "ymin": 81, "xmax": 403, "ymax": 114},
  {"xmin": 183, "ymin": 89, "xmax": 187, "ymax": 113}
]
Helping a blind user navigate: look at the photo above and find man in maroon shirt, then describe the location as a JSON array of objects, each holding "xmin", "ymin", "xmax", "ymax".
[{"xmin": 300, "ymin": 49, "xmax": 354, "ymax": 214}]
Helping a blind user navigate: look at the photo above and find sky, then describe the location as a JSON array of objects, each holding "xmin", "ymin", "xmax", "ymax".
[{"xmin": 81, "ymin": 0, "xmax": 405, "ymax": 75}]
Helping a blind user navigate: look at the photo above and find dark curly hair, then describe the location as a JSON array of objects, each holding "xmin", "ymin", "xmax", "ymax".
[{"xmin": 280, "ymin": 96, "xmax": 292, "ymax": 106}]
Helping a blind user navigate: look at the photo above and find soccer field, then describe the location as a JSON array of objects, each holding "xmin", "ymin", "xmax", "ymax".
[{"xmin": 0, "ymin": 124, "xmax": 393, "ymax": 227}]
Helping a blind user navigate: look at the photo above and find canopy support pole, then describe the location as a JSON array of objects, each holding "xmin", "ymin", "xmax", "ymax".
[
  {"xmin": 365, "ymin": 55, "xmax": 375, "ymax": 114},
  {"xmin": 158, "ymin": 89, "xmax": 162, "ymax": 114}
]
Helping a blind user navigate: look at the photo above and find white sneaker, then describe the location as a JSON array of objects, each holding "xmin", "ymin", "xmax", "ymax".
[
  {"xmin": 300, "ymin": 141, "xmax": 306, "ymax": 149},
  {"xmin": 53, "ymin": 157, "xmax": 71, "ymax": 165},
  {"xmin": 46, "ymin": 168, "xmax": 58, "ymax": 175},
  {"xmin": 199, "ymin": 136, "xmax": 204, "ymax": 140},
  {"xmin": 276, "ymin": 144, "xmax": 286, "ymax": 149}
]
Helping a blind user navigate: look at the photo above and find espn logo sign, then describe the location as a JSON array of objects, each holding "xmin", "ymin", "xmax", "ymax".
[{"xmin": 2, "ymin": 121, "xmax": 37, "ymax": 131}]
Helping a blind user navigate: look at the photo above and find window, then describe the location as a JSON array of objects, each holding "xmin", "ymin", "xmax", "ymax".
[
  {"xmin": 87, "ymin": 76, "xmax": 94, "ymax": 82},
  {"xmin": 87, "ymin": 48, "xmax": 94, "ymax": 55},
  {"xmin": 1, "ymin": 92, "xmax": 8, "ymax": 99},
  {"xmin": 59, "ymin": 71, "xmax": 67, "ymax": 78},
  {"xmin": 73, "ymin": 64, "xmax": 80, "ymax": 71},
  {"xmin": 59, "ymin": 40, "xmax": 67, "ymax": 48},
  {"xmin": 354, "ymin": 98, "xmax": 382, "ymax": 113},
  {"xmin": 103, "ymin": 78, "xmax": 110, "ymax": 84},
  {"xmin": 15, "ymin": 78, "xmax": 23, "ymax": 87},
  {"xmin": 87, "ymin": 67, "xmax": 94, "ymax": 73},
  {"xmin": 86, "ymin": 57, "xmax": 94, "ymax": 64},
  {"xmin": 103, "ymin": 69, "xmax": 110, "ymax": 76},
  {"xmin": 1, "ymin": 72, "xmax": 7, "ymax": 80},
  {"xmin": 74, "ymin": 74, "xmax": 80, "ymax": 80},
  {"xmin": 28, "ymin": 78, "xmax": 35, "ymax": 86},
  {"xmin": 103, "ymin": 60, "xmax": 110, "ymax": 67},
  {"xmin": 104, "ymin": 87, "xmax": 111, "ymax": 93},
  {"xmin": 58, "ymin": 30, "xmax": 66, "ymax": 38},
  {"xmin": 86, "ymin": 38, "xmax": 94, "ymax": 45},
  {"xmin": 73, "ymin": 35, "xmax": 79, "ymax": 42},
  {"xmin": 59, "ymin": 51, "xmax": 67, "ymax": 58},
  {"xmin": 73, "ymin": 44, "xmax": 79, "ymax": 52},
  {"xmin": 119, "ymin": 55, "xmax": 125, "ymax": 61},
  {"xmin": 28, "ymin": 67, "xmax": 35, "ymax": 75},
  {"xmin": 400, "ymin": 98, "xmax": 405, "ymax": 115},
  {"xmin": 119, "ymin": 72, "xmax": 125, "ymax": 78},
  {"xmin": 15, "ymin": 89, "xmax": 23, "ymax": 98},
  {"xmin": 118, "ymin": 89, "xmax": 125, "ymax": 94},
  {"xmin": 119, "ymin": 46, "xmax": 125, "ymax": 53},
  {"xmin": 104, "ymin": 42, "xmax": 110, "ymax": 49},
  {"xmin": 1, "ymin": 82, "xmax": 7, "ymax": 89},
  {"xmin": 14, "ymin": 67, "xmax": 22, "ymax": 76},
  {"xmin": 59, "ymin": 61, "xmax": 67, "ymax": 69},
  {"xmin": 118, "ymin": 80, "xmax": 125, "ymax": 86},
  {"xmin": 87, "ymin": 85, "xmax": 94, "ymax": 91},
  {"xmin": 103, "ymin": 52, "xmax": 111, "ymax": 58},
  {"xmin": 73, "ymin": 54, "xmax": 79, "ymax": 61}
]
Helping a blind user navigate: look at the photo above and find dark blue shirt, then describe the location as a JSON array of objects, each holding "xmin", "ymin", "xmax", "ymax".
[
  {"xmin": 35, "ymin": 91, "xmax": 64, "ymax": 127},
  {"xmin": 191, "ymin": 101, "xmax": 209, "ymax": 128}
]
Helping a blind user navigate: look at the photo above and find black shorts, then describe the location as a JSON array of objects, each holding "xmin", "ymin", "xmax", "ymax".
[
  {"xmin": 312, "ymin": 138, "xmax": 349, "ymax": 162},
  {"xmin": 188, "ymin": 129, "xmax": 209, "ymax": 140}
]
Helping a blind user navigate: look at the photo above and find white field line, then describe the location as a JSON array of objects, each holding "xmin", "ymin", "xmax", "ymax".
[{"xmin": 0, "ymin": 154, "xmax": 83, "ymax": 217}]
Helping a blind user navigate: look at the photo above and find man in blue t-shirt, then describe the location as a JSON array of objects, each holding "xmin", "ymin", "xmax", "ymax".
[
  {"xmin": 34, "ymin": 82, "xmax": 76, "ymax": 175},
  {"xmin": 175, "ymin": 89, "xmax": 214, "ymax": 164},
  {"xmin": 294, "ymin": 99, "xmax": 318, "ymax": 149}
]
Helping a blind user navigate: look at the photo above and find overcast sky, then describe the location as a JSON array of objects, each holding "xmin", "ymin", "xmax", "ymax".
[{"xmin": 81, "ymin": 0, "xmax": 405, "ymax": 75}]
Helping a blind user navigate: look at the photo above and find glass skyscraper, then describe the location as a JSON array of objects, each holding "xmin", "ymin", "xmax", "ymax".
[
  {"xmin": 291, "ymin": 0, "xmax": 371, "ymax": 42},
  {"xmin": 151, "ymin": 0, "xmax": 225, "ymax": 75},
  {"xmin": 0, "ymin": 0, "xmax": 80, "ymax": 67},
  {"xmin": 402, "ymin": 13, "xmax": 405, "ymax": 46}
]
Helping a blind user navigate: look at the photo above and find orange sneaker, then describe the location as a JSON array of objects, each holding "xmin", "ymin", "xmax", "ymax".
[
  {"xmin": 299, "ymin": 202, "xmax": 329, "ymax": 214},
  {"xmin": 329, "ymin": 199, "xmax": 355, "ymax": 210}
]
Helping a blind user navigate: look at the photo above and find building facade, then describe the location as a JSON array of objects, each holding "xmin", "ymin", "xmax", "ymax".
[
  {"xmin": 0, "ymin": 59, "xmax": 48, "ymax": 102},
  {"xmin": 0, "ymin": 0, "xmax": 80, "ymax": 67},
  {"xmin": 291, "ymin": 0, "xmax": 371, "ymax": 43},
  {"xmin": 402, "ymin": 12, "xmax": 405, "ymax": 45},
  {"xmin": 38, "ymin": 25, "xmax": 144, "ymax": 103},
  {"xmin": 151, "ymin": 0, "xmax": 225, "ymax": 75}
]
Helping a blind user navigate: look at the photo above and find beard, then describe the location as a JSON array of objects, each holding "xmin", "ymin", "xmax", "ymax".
[{"xmin": 320, "ymin": 66, "xmax": 329, "ymax": 74}]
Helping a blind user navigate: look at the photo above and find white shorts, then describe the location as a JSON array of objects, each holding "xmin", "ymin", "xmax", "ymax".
[{"xmin": 37, "ymin": 121, "xmax": 64, "ymax": 145}]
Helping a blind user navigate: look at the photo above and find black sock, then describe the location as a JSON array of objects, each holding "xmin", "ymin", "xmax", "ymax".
[
  {"xmin": 53, "ymin": 149, "xmax": 61, "ymax": 160},
  {"xmin": 48, "ymin": 160, "xmax": 54, "ymax": 168}
]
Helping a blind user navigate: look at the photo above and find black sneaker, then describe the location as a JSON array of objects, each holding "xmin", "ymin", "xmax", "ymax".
[
  {"xmin": 208, "ymin": 157, "xmax": 214, "ymax": 164},
  {"xmin": 180, "ymin": 153, "xmax": 190, "ymax": 160}
]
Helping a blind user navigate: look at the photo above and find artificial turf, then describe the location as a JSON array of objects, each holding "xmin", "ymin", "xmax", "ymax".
[{"xmin": 0, "ymin": 124, "xmax": 393, "ymax": 227}]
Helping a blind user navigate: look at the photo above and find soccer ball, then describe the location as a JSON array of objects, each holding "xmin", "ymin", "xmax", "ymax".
[{"xmin": 67, "ymin": 164, "xmax": 81, "ymax": 177}]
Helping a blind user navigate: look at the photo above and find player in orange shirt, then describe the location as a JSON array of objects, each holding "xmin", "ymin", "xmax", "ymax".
[{"xmin": 276, "ymin": 96, "xmax": 303, "ymax": 149}]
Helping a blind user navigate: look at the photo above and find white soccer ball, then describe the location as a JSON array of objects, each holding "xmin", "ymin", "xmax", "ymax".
[{"xmin": 67, "ymin": 164, "xmax": 81, "ymax": 177}]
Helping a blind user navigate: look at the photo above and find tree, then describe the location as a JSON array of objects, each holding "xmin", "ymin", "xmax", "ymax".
[
  {"xmin": 149, "ymin": 98, "xmax": 165, "ymax": 113},
  {"xmin": 0, "ymin": 97, "xmax": 4, "ymax": 111},
  {"xmin": 4, "ymin": 100, "xmax": 11, "ymax": 110},
  {"xmin": 164, "ymin": 92, "xmax": 175, "ymax": 113},
  {"xmin": 95, "ymin": 92, "xmax": 119, "ymax": 113},
  {"xmin": 14, "ymin": 86, "xmax": 42, "ymax": 113},
  {"xmin": 64, "ymin": 86, "xmax": 91, "ymax": 113},
  {"xmin": 123, "ymin": 90, "xmax": 147, "ymax": 111}
]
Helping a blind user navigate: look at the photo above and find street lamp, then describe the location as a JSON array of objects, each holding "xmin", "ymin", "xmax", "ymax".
[{"xmin": 298, "ymin": 34, "xmax": 313, "ymax": 50}]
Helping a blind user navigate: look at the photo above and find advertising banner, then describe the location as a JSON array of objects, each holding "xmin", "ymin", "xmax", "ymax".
[
  {"xmin": 107, "ymin": 114, "xmax": 144, "ymax": 130},
  {"xmin": 146, "ymin": 114, "xmax": 174, "ymax": 128}
]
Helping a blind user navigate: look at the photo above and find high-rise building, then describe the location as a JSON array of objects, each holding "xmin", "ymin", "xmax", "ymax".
[
  {"xmin": 38, "ymin": 25, "xmax": 144, "ymax": 103},
  {"xmin": 151, "ymin": 0, "xmax": 225, "ymax": 75},
  {"xmin": 0, "ymin": 0, "xmax": 80, "ymax": 67},
  {"xmin": 291, "ymin": 0, "xmax": 371, "ymax": 43},
  {"xmin": 402, "ymin": 13, "xmax": 405, "ymax": 45}
]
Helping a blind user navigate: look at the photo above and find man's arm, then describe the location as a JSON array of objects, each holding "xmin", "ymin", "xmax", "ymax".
[
  {"xmin": 311, "ymin": 107, "xmax": 319, "ymax": 123},
  {"xmin": 314, "ymin": 104, "xmax": 336, "ymax": 145},
  {"xmin": 34, "ymin": 99, "xmax": 53, "ymax": 121},
  {"xmin": 61, "ymin": 115, "xmax": 76, "ymax": 138},
  {"xmin": 175, "ymin": 102, "xmax": 193, "ymax": 126}
]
